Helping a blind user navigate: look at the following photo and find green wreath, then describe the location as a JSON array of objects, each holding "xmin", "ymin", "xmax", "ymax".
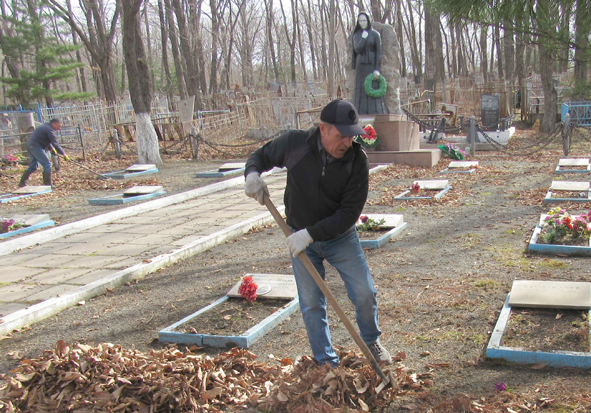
[{"xmin": 364, "ymin": 74, "xmax": 387, "ymax": 98}]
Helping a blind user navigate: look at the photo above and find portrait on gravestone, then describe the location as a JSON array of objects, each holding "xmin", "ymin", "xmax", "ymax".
[{"xmin": 352, "ymin": 12, "xmax": 388, "ymax": 115}]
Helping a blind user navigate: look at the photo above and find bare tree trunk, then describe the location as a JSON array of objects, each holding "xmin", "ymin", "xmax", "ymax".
[
  {"xmin": 121, "ymin": 0, "xmax": 162, "ymax": 164},
  {"xmin": 164, "ymin": 0, "xmax": 187, "ymax": 98},
  {"xmin": 264, "ymin": 0, "xmax": 280, "ymax": 82},
  {"xmin": 294, "ymin": 0, "xmax": 308, "ymax": 88},
  {"xmin": 208, "ymin": 0, "xmax": 220, "ymax": 93},
  {"xmin": 495, "ymin": 25, "xmax": 503, "ymax": 79},
  {"xmin": 503, "ymin": 20, "xmax": 514, "ymax": 85},
  {"xmin": 303, "ymin": 0, "xmax": 317, "ymax": 80},
  {"xmin": 327, "ymin": 0, "xmax": 335, "ymax": 96},
  {"xmin": 449, "ymin": 21, "xmax": 457, "ymax": 77},
  {"xmin": 539, "ymin": 43, "xmax": 557, "ymax": 133},
  {"xmin": 172, "ymin": 0, "xmax": 202, "ymax": 99},
  {"xmin": 158, "ymin": 0, "xmax": 173, "ymax": 102},
  {"xmin": 574, "ymin": 0, "xmax": 590, "ymax": 88},
  {"xmin": 480, "ymin": 25, "xmax": 488, "ymax": 82},
  {"xmin": 143, "ymin": 2, "xmax": 156, "ymax": 89},
  {"xmin": 395, "ymin": 1, "xmax": 406, "ymax": 77}
]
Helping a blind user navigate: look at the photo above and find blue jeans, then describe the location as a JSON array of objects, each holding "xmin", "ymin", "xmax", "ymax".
[
  {"xmin": 290, "ymin": 226, "xmax": 381, "ymax": 366},
  {"xmin": 25, "ymin": 142, "xmax": 52, "ymax": 174}
]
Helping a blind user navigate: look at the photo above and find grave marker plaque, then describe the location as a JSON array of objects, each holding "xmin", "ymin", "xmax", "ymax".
[
  {"xmin": 509, "ymin": 280, "xmax": 591, "ymax": 309},
  {"xmin": 481, "ymin": 94, "xmax": 500, "ymax": 130}
]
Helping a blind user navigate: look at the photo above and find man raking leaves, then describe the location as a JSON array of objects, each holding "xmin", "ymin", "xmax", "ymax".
[{"xmin": 244, "ymin": 99, "xmax": 394, "ymax": 378}]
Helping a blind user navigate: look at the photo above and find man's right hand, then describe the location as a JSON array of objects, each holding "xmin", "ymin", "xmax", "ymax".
[{"xmin": 245, "ymin": 172, "xmax": 269, "ymax": 205}]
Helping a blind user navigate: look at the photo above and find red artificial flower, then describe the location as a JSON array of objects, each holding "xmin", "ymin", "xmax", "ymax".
[
  {"xmin": 361, "ymin": 125, "xmax": 377, "ymax": 141},
  {"xmin": 411, "ymin": 182, "xmax": 421, "ymax": 193},
  {"xmin": 360, "ymin": 215, "xmax": 369, "ymax": 224},
  {"xmin": 238, "ymin": 276, "xmax": 258, "ymax": 302}
]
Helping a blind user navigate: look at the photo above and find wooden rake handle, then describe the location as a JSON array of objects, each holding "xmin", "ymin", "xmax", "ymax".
[{"xmin": 263, "ymin": 195, "xmax": 387, "ymax": 381}]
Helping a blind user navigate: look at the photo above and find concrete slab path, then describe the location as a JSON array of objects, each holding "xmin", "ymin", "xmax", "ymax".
[{"xmin": 0, "ymin": 170, "xmax": 287, "ymax": 336}]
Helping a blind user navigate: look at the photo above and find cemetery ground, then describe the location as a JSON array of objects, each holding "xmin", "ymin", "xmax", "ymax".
[{"xmin": 2, "ymin": 127, "xmax": 591, "ymax": 411}]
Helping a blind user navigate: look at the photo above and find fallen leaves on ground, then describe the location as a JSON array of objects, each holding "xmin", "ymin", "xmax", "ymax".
[{"xmin": 0, "ymin": 341, "xmax": 432, "ymax": 412}]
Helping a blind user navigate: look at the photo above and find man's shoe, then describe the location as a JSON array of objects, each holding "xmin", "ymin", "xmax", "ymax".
[{"xmin": 368, "ymin": 340, "xmax": 392, "ymax": 365}]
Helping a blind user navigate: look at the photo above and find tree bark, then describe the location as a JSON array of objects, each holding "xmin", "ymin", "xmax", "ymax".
[
  {"xmin": 480, "ymin": 25, "xmax": 488, "ymax": 82},
  {"xmin": 158, "ymin": 0, "xmax": 173, "ymax": 102},
  {"xmin": 164, "ymin": 0, "xmax": 187, "ymax": 98},
  {"xmin": 539, "ymin": 43, "xmax": 557, "ymax": 133},
  {"xmin": 121, "ymin": 0, "xmax": 162, "ymax": 164},
  {"xmin": 503, "ymin": 20, "xmax": 514, "ymax": 85},
  {"xmin": 574, "ymin": 0, "xmax": 590, "ymax": 88}
]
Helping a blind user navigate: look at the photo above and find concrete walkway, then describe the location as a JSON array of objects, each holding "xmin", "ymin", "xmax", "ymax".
[{"xmin": 0, "ymin": 170, "xmax": 288, "ymax": 336}]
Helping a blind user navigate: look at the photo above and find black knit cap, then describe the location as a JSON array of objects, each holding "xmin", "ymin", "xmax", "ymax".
[{"xmin": 320, "ymin": 99, "xmax": 365, "ymax": 137}]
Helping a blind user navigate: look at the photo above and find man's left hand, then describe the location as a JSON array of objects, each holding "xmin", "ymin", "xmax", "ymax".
[
  {"xmin": 63, "ymin": 154, "xmax": 71, "ymax": 162},
  {"xmin": 285, "ymin": 229, "xmax": 313, "ymax": 257}
]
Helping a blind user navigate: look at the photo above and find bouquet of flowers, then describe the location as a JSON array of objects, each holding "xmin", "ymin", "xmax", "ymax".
[
  {"xmin": 356, "ymin": 215, "xmax": 386, "ymax": 232},
  {"xmin": 538, "ymin": 207, "xmax": 591, "ymax": 245},
  {"xmin": 1, "ymin": 218, "xmax": 25, "ymax": 234},
  {"xmin": 354, "ymin": 125, "xmax": 380, "ymax": 149},
  {"xmin": 438, "ymin": 143, "xmax": 466, "ymax": 160},
  {"xmin": 238, "ymin": 275, "xmax": 258, "ymax": 302}
]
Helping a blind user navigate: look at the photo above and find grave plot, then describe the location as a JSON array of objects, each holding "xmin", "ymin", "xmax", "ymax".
[
  {"xmin": 528, "ymin": 212, "xmax": 591, "ymax": 256},
  {"xmin": 0, "ymin": 185, "xmax": 52, "ymax": 204},
  {"xmin": 159, "ymin": 273, "xmax": 299, "ymax": 348},
  {"xmin": 439, "ymin": 160, "xmax": 479, "ymax": 174},
  {"xmin": 393, "ymin": 179, "xmax": 452, "ymax": 201},
  {"xmin": 0, "ymin": 214, "xmax": 55, "ymax": 239},
  {"xmin": 544, "ymin": 181, "xmax": 590, "ymax": 204},
  {"xmin": 487, "ymin": 280, "xmax": 591, "ymax": 368},
  {"xmin": 88, "ymin": 185, "xmax": 167, "ymax": 205},
  {"xmin": 195, "ymin": 162, "xmax": 246, "ymax": 178},
  {"xmin": 356, "ymin": 213, "xmax": 408, "ymax": 249},
  {"xmin": 99, "ymin": 164, "xmax": 159, "ymax": 179},
  {"xmin": 555, "ymin": 158, "xmax": 591, "ymax": 174}
]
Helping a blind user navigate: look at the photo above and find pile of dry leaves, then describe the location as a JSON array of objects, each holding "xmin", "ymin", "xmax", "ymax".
[{"xmin": 0, "ymin": 341, "xmax": 430, "ymax": 412}]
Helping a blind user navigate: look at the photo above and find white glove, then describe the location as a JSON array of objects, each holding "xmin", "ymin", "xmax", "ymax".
[
  {"xmin": 285, "ymin": 229, "xmax": 313, "ymax": 257},
  {"xmin": 373, "ymin": 70, "xmax": 380, "ymax": 79},
  {"xmin": 361, "ymin": 30, "xmax": 369, "ymax": 39},
  {"xmin": 245, "ymin": 172, "xmax": 269, "ymax": 205}
]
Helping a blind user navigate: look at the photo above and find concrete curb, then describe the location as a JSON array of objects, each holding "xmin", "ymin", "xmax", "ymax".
[{"xmin": 0, "ymin": 206, "xmax": 285, "ymax": 336}]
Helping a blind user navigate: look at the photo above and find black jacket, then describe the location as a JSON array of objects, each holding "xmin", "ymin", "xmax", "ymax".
[
  {"xmin": 245, "ymin": 127, "xmax": 369, "ymax": 241},
  {"xmin": 27, "ymin": 123, "xmax": 65, "ymax": 155}
]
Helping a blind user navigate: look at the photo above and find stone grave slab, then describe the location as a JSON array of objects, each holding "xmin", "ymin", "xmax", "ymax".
[
  {"xmin": 219, "ymin": 162, "xmax": 246, "ymax": 172},
  {"xmin": 544, "ymin": 181, "xmax": 591, "ymax": 204},
  {"xmin": 556, "ymin": 158, "xmax": 590, "ymax": 173},
  {"xmin": 440, "ymin": 161, "xmax": 479, "ymax": 174},
  {"xmin": 227, "ymin": 273, "xmax": 297, "ymax": 300},
  {"xmin": 196, "ymin": 162, "xmax": 246, "ymax": 178},
  {"xmin": 159, "ymin": 273, "xmax": 299, "ymax": 348},
  {"xmin": 101, "ymin": 164, "xmax": 159, "ymax": 179},
  {"xmin": 356, "ymin": 214, "xmax": 408, "ymax": 249},
  {"xmin": 0, "ymin": 185, "xmax": 52, "ymax": 204},
  {"xmin": 508, "ymin": 280, "xmax": 591, "ymax": 309},
  {"xmin": 126, "ymin": 164, "xmax": 156, "ymax": 172},
  {"xmin": 0, "ymin": 214, "xmax": 55, "ymax": 239},
  {"xmin": 89, "ymin": 186, "xmax": 167, "ymax": 205},
  {"xmin": 13, "ymin": 185, "xmax": 52, "ymax": 194},
  {"xmin": 394, "ymin": 180, "xmax": 452, "ymax": 201},
  {"xmin": 550, "ymin": 181, "xmax": 589, "ymax": 191},
  {"xmin": 486, "ymin": 294, "xmax": 591, "ymax": 368},
  {"xmin": 529, "ymin": 214, "xmax": 591, "ymax": 256},
  {"xmin": 123, "ymin": 185, "xmax": 164, "ymax": 196}
]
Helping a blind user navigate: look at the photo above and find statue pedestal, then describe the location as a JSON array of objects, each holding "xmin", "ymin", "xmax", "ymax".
[{"xmin": 366, "ymin": 114, "xmax": 441, "ymax": 168}]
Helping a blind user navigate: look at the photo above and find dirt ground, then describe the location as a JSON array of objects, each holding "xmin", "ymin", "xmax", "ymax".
[{"xmin": 3, "ymin": 127, "xmax": 591, "ymax": 411}]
